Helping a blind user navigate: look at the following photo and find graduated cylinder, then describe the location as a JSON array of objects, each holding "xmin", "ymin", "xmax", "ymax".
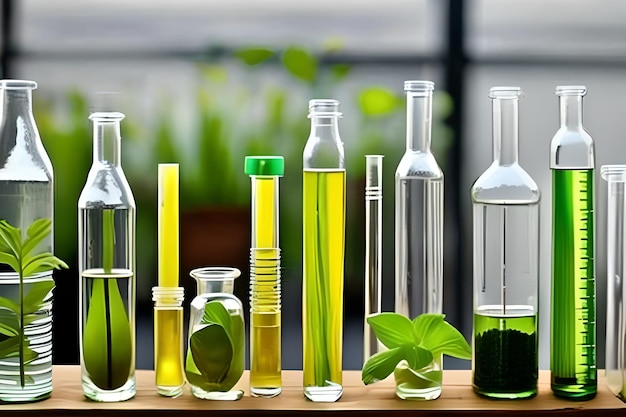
[{"xmin": 246, "ymin": 156, "xmax": 284, "ymax": 398}]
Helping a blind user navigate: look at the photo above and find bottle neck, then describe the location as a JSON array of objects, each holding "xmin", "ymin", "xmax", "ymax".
[
  {"xmin": 195, "ymin": 278, "xmax": 235, "ymax": 296},
  {"xmin": 406, "ymin": 91, "xmax": 432, "ymax": 152},
  {"xmin": 492, "ymin": 98, "xmax": 519, "ymax": 165},
  {"xmin": 1, "ymin": 89, "xmax": 35, "ymax": 140},
  {"xmin": 559, "ymin": 94, "xmax": 583, "ymax": 128},
  {"xmin": 309, "ymin": 115, "xmax": 341, "ymax": 143},
  {"xmin": 93, "ymin": 120, "xmax": 121, "ymax": 166}
]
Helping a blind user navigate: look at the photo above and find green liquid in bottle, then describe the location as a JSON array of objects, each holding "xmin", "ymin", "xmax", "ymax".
[{"xmin": 551, "ymin": 169, "xmax": 597, "ymax": 400}]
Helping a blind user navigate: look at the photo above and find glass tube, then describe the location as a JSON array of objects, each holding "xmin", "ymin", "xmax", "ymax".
[
  {"xmin": 602, "ymin": 165, "xmax": 626, "ymax": 399},
  {"xmin": 302, "ymin": 99, "xmax": 345, "ymax": 402},
  {"xmin": 245, "ymin": 156, "xmax": 284, "ymax": 398},
  {"xmin": 550, "ymin": 86, "xmax": 596, "ymax": 400},
  {"xmin": 364, "ymin": 155, "xmax": 383, "ymax": 362},
  {"xmin": 471, "ymin": 87, "xmax": 540, "ymax": 399},
  {"xmin": 78, "ymin": 112, "xmax": 136, "ymax": 402}
]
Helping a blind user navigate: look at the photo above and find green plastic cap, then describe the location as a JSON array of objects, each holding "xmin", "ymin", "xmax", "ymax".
[{"xmin": 244, "ymin": 156, "xmax": 284, "ymax": 176}]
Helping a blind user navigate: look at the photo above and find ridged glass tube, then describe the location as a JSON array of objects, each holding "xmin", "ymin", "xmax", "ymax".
[
  {"xmin": 246, "ymin": 156, "xmax": 284, "ymax": 398},
  {"xmin": 602, "ymin": 165, "xmax": 626, "ymax": 399},
  {"xmin": 550, "ymin": 86, "xmax": 596, "ymax": 400},
  {"xmin": 78, "ymin": 112, "xmax": 136, "ymax": 402},
  {"xmin": 364, "ymin": 155, "xmax": 383, "ymax": 362},
  {"xmin": 302, "ymin": 99, "xmax": 345, "ymax": 402}
]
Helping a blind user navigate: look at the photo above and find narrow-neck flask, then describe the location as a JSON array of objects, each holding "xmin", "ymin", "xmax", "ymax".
[
  {"xmin": 0, "ymin": 80, "xmax": 54, "ymax": 402},
  {"xmin": 302, "ymin": 99, "xmax": 345, "ymax": 402},
  {"xmin": 395, "ymin": 80, "xmax": 443, "ymax": 319},
  {"xmin": 550, "ymin": 86, "xmax": 596, "ymax": 400},
  {"xmin": 78, "ymin": 112, "xmax": 136, "ymax": 402},
  {"xmin": 245, "ymin": 156, "xmax": 284, "ymax": 398},
  {"xmin": 471, "ymin": 87, "xmax": 540, "ymax": 399}
]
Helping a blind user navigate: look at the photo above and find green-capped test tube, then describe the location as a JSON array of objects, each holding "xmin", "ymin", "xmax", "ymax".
[
  {"xmin": 550, "ymin": 86, "xmax": 597, "ymax": 400},
  {"xmin": 245, "ymin": 156, "xmax": 284, "ymax": 398}
]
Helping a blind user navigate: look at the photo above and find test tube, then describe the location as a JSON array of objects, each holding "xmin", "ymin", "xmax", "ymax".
[
  {"xmin": 602, "ymin": 165, "xmax": 626, "ymax": 399},
  {"xmin": 364, "ymin": 155, "xmax": 383, "ymax": 362},
  {"xmin": 245, "ymin": 156, "xmax": 284, "ymax": 398}
]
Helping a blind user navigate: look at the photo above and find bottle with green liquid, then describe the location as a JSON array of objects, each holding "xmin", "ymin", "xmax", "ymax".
[
  {"xmin": 78, "ymin": 112, "xmax": 136, "ymax": 402},
  {"xmin": 302, "ymin": 99, "xmax": 346, "ymax": 402},
  {"xmin": 550, "ymin": 86, "xmax": 596, "ymax": 400}
]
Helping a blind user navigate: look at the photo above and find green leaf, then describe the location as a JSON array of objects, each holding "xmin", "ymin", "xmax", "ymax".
[
  {"xmin": 0, "ymin": 252, "xmax": 18, "ymax": 272},
  {"xmin": 22, "ymin": 218, "xmax": 52, "ymax": 257},
  {"xmin": 0, "ymin": 334, "xmax": 20, "ymax": 358},
  {"xmin": 405, "ymin": 345, "xmax": 434, "ymax": 371},
  {"xmin": 367, "ymin": 312, "xmax": 418, "ymax": 348},
  {"xmin": 414, "ymin": 314, "xmax": 472, "ymax": 359},
  {"xmin": 331, "ymin": 64, "xmax": 351, "ymax": 82},
  {"xmin": 0, "ymin": 296, "xmax": 20, "ymax": 314},
  {"xmin": 202, "ymin": 301, "xmax": 232, "ymax": 330},
  {"xmin": 189, "ymin": 323, "xmax": 233, "ymax": 385},
  {"xmin": 22, "ymin": 280, "xmax": 55, "ymax": 315},
  {"xmin": 0, "ymin": 315, "xmax": 19, "ymax": 337},
  {"xmin": 22, "ymin": 253, "xmax": 69, "ymax": 277},
  {"xmin": 394, "ymin": 360, "xmax": 443, "ymax": 390},
  {"xmin": 362, "ymin": 346, "xmax": 407, "ymax": 385},
  {"xmin": 358, "ymin": 87, "xmax": 400, "ymax": 116},
  {"xmin": 220, "ymin": 312, "xmax": 244, "ymax": 390},
  {"xmin": 0, "ymin": 220, "xmax": 21, "ymax": 259},
  {"xmin": 281, "ymin": 46, "xmax": 318, "ymax": 83},
  {"xmin": 235, "ymin": 47, "xmax": 274, "ymax": 66}
]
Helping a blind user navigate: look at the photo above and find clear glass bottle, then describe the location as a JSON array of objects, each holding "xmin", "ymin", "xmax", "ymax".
[
  {"xmin": 185, "ymin": 267, "xmax": 245, "ymax": 400},
  {"xmin": 364, "ymin": 155, "xmax": 383, "ymax": 362},
  {"xmin": 78, "ymin": 112, "xmax": 136, "ymax": 402},
  {"xmin": 601, "ymin": 165, "xmax": 626, "ymax": 399},
  {"xmin": 0, "ymin": 80, "xmax": 54, "ymax": 402},
  {"xmin": 394, "ymin": 80, "xmax": 443, "ymax": 319},
  {"xmin": 471, "ymin": 87, "xmax": 540, "ymax": 399},
  {"xmin": 302, "ymin": 99, "xmax": 345, "ymax": 402},
  {"xmin": 394, "ymin": 81, "xmax": 443, "ymax": 400},
  {"xmin": 550, "ymin": 86, "xmax": 596, "ymax": 400},
  {"xmin": 245, "ymin": 156, "xmax": 284, "ymax": 398}
]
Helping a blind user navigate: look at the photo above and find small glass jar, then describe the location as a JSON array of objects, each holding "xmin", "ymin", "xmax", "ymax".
[{"xmin": 185, "ymin": 267, "xmax": 245, "ymax": 400}]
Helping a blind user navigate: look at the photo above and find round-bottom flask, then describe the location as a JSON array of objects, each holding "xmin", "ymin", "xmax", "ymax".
[{"xmin": 185, "ymin": 267, "xmax": 245, "ymax": 400}]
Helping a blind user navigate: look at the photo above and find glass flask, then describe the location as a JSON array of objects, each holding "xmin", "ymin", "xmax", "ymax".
[
  {"xmin": 471, "ymin": 87, "xmax": 540, "ymax": 400},
  {"xmin": 394, "ymin": 81, "xmax": 443, "ymax": 400},
  {"xmin": 185, "ymin": 267, "xmax": 245, "ymax": 401},
  {"xmin": 364, "ymin": 155, "xmax": 383, "ymax": 363},
  {"xmin": 550, "ymin": 86, "xmax": 596, "ymax": 400},
  {"xmin": 245, "ymin": 156, "xmax": 284, "ymax": 398},
  {"xmin": 78, "ymin": 112, "xmax": 136, "ymax": 402},
  {"xmin": 152, "ymin": 286, "xmax": 185, "ymax": 397},
  {"xmin": 302, "ymin": 99, "xmax": 345, "ymax": 402},
  {"xmin": 602, "ymin": 165, "xmax": 626, "ymax": 399},
  {"xmin": 0, "ymin": 80, "xmax": 54, "ymax": 402}
]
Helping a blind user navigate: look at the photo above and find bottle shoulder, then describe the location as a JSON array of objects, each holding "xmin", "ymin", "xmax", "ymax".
[
  {"xmin": 395, "ymin": 151, "xmax": 443, "ymax": 179},
  {"xmin": 78, "ymin": 164, "xmax": 136, "ymax": 209},
  {"xmin": 550, "ymin": 127, "xmax": 594, "ymax": 169},
  {"xmin": 471, "ymin": 163, "xmax": 540, "ymax": 204},
  {"xmin": 303, "ymin": 136, "xmax": 345, "ymax": 169}
]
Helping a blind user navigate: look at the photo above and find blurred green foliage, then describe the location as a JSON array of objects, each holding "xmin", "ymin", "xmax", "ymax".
[{"xmin": 35, "ymin": 44, "xmax": 453, "ymax": 304}]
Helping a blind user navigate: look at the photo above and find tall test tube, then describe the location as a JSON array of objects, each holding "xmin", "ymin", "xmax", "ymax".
[
  {"xmin": 364, "ymin": 155, "xmax": 383, "ymax": 362},
  {"xmin": 550, "ymin": 86, "xmax": 596, "ymax": 400},
  {"xmin": 246, "ymin": 156, "xmax": 284, "ymax": 398},
  {"xmin": 602, "ymin": 165, "xmax": 626, "ymax": 399}
]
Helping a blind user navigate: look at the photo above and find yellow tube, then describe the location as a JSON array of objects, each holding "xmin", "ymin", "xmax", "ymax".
[{"xmin": 158, "ymin": 164, "xmax": 179, "ymax": 288}]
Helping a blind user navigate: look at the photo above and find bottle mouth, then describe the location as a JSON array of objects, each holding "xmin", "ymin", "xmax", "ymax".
[
  {"xmin": 190, "ymin": 267, "xmax": 241, "ymax": 281},
  {"xmin": 308, "ymin": 99, "xmax": 342, "ymax": 118},
  {"xmin": 0, "ymin": 79, "xmax": 37, "ymax": 90},
  {"xmin": 89, "ymin": 111, "xmax": 126, "ymax": 122},
  {"xmin": 489, "ymin": 86, "xmax": 523, "ymax": 99},
  {"xmin": 404, "ymin": 80, "xmax": 435, "ymax": 93},
  {"xmin": 555, "ymin": 85, "xmax": 587, "ymax": 96},
  {"xmin": 601, "ymin": 164, "xmax": 626, "ymax": 182}
]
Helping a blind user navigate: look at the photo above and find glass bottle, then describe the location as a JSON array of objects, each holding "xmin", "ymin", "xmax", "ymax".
[
  {"xmin": 471, "ymin": 87, "xmax": 540, "ymax": 399},
  {"xmin": 185, "ymin": 267, "xmax": 245, "ymax": 401},
  {"xmin": 602, "ymin": 165, "xmax": 626, "ymax": 399},
  {"xmin": 78, "ymin": 112, "xmax": 136, "ymax": 402},
  {"xmin": 364, "ymin": 155, "xmax": 383, "ymax": 362},
  {"xmin": 394, "ymin": 81, "xmax": 443, "ymax": 400},
  {"xmin": 550, "ymin": 85, "xmax": 596, "ymax": 400},
  {"xmin": 245, "ymin": 156, "xmax": 284, "ymax": 398},
  {"xmin": 0, "ymin": 80, "xmax": 54, "ymax": 402},
  {"xmin": 302, "ymin": 99, "xmax": 345, "ymax": 402}
]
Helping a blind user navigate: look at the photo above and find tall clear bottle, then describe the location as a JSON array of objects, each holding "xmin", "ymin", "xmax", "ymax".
[
  {"xmin": 302, "ymin": 99, "xmax": 345, "ymax": 402},
  {"xmin": 0, "ymin": 80, "xmax": 54, "ymax": 402},
  {"xmin": 550, "ymin": 86, "xmax": 596, "ymax": 400},
  {"xmin": 471, "ymin": 87, "xmax": 540, "ymax": 399},
  {"xmin": 395, "ymin": 80, "xmax": 443, "ymax": 318},
  {"xmin": 78, "ymin": 112, "xmax": 136, "ymax": 402}
]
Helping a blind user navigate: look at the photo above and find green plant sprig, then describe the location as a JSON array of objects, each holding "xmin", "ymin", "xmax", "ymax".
[
  {"xmin": 0, "ymin": 218, "xmax": 68, "ymax": 387},
  {"xmin": 362, "ymin": 313, "xmax": 471, "ymax": 386}
]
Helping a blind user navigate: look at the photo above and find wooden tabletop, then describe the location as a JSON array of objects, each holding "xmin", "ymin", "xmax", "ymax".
[{"xmin": 0, "ymin": 366, "xmax": 624, "ymax": 416}]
